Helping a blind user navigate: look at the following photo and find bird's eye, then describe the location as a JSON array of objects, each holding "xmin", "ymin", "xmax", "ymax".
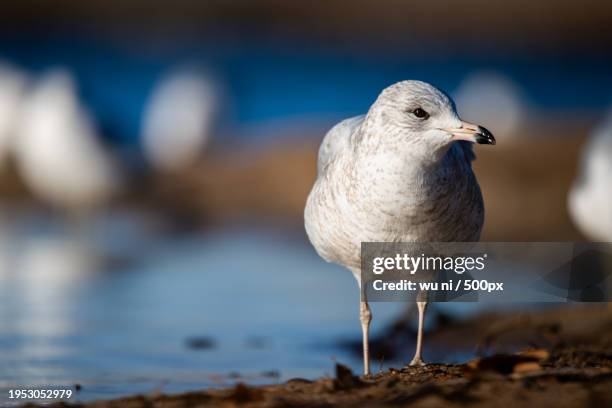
[{"xmin": 412, "ymin": 108, "xmax": 429, "ymax": 119}]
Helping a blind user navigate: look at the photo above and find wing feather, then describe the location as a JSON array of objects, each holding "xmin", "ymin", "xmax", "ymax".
[{"xmin": 317, "ymin": 115, "xmax": 365, "ymax": 175}]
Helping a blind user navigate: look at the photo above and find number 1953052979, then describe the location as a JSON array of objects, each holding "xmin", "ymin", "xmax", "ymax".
[{"xmin": 8, "ymin": 388, "xmax": 73, "ymax": 400}]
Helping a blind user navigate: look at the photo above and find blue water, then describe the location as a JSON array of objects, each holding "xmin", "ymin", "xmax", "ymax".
[
  {"xmin": 0, "ymin": 209, "xmax": 545, "ymax": 404},
  {"xmin": 0, "ymin": 211, "xmax": 419, "ymax": 403}
]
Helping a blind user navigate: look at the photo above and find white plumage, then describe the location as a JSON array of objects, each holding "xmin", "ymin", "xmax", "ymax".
[
  {"xmin": 142, "ymin": 69, "xmax": 220, "ymax": 172},
  {"xmin": 317, "ymin": 115, "xmax": 364, "ymax": 175},
  {"xmin": 568, "ymin": 112, "xmax": 612, "ymax": 241},
  {"xmin": 14, "ymin": 70, "xmax": 119, "ymax": 212},
  {"xmin": 454, "ymin": 71, "xmax": 524, "ymax": 138}
]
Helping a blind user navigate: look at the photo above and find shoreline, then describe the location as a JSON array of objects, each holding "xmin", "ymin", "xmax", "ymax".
[{"xmin": 30, "ymin": 304, "xmax": 612, "ymax": 407}]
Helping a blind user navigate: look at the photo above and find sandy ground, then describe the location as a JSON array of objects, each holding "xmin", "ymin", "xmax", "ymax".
[{"xmin": 29, "ymin": 304, "xmax": 612, "ymax": 408}]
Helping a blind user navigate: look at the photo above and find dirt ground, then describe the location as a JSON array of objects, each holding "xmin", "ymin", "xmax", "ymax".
[{"xmin": 32, "ymin": 304, "xmax": 612, "ymax": 408}]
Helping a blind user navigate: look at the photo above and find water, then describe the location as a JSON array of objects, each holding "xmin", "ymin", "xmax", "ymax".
[
  {"xmin": 0, "ymin": 209, "xmax": 548, "ymax": 403},
  {"xmin": 0, "ymin": 211, "xmax": 416, "ymax": 403}
]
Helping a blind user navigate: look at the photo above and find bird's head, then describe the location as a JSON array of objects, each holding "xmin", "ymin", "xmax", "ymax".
[{"xmin": 362, "ymin": 80, "xmax": 495, "ymax": 162}]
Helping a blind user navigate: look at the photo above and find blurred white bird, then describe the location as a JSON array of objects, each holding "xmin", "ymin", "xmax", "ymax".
[
  {"xmin": 0, "ymin": 62, "xmax": 28, "ymax": 167},
  {"xmin": 568, "ymin": 111, "xmax": 612, "ymax": 241},
  {"xmin": 14, "ymin": 69, "xmax": 120, "ymax": 213},
  {"xmin": 142, "ymin": 69, "xmax": 221, "ymax": 172},
  {"xmin": 454, "ymin": 71, "xmax": 525, "ymax": 139}
]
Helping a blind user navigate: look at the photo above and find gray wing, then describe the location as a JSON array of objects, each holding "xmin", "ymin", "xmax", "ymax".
[{"xmin": 317, "ymin": 115, "xmax": 365, "ymax": 175}]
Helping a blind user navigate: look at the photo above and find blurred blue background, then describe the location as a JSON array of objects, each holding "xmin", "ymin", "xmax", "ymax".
[{"xmin": 1, "ymin": 36, "xmax": 610, "ymax": 148}]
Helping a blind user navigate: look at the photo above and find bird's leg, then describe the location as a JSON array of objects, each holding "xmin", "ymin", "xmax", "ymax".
[
  {"xmin": 409, "ymin": 300, "xmax": 427, "ymax": 366},
  {"xmin": 359, "ymin": 300, "xmax": 372, "ymax": 376}
]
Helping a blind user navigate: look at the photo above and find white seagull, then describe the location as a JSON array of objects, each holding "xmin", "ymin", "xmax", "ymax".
[
  {"xmin": 568, "ymin": 111, "xmax": 612, "ymax": 241},
  {"xmin": 454, "ymin": 71, "xmax": 524, "ymax": 139},
  {"xmin": 305, "ymin": 80, "xmax": 495, "ymax": 375},
  {"xmin": 142, "ymin": 69, "xmax": 221, "ymax": 172},
  {"xmin": 14, "ymin": 69, "xmax": 120, "ymax": 213}
]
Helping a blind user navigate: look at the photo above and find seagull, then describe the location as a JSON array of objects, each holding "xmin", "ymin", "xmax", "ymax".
[
  {"xmin": 14, "ymin": 69, "xmax": 120, "ymax": 214},
  {"xmin": 142, "ymin": 68, "xmax": 221, "ymax": 172},
  {"xmin": 304, "ymin": 80, "xmax": 495, "ymax": 375},
  {"xmin": 454, "ymin": 71, "xmax": 524, "ymax": 139},
  {"xmin": 568, "ymin": 111, "xmax": 612, "ymax": 241}
]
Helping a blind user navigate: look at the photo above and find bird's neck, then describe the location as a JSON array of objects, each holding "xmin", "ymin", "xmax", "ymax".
[
  {"xmin": 354, "ymin": 140, "xmax": 454, "ymax": 178},
  {"xmin": 350, "ymin": 143, "xmax": 468, "ymax": 203}
]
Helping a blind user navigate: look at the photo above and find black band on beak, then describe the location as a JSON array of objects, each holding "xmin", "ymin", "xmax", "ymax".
[{"xmin": 475, "ymin": 126, "xmax": 496, "ymax": 145}]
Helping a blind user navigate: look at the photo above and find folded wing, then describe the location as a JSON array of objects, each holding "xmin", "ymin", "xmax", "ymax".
[{"xmin": 317, "ymin": 115, "xmax": 365, "ymax": 175}]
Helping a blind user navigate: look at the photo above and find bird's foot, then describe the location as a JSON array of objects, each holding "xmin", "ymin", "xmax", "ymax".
[{"xmin": 409, "ymin": 357, "xmax": 426, "ymax": 367}]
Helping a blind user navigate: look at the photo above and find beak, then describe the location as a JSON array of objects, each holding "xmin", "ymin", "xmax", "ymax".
[{"xmin": 443, "ymin": 121, "xmax": 496, "ymax": 145}]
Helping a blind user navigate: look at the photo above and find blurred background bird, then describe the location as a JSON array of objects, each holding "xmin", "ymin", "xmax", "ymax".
[
  {"xmin": 142, "ymin": 68, "xmax": 222, "ymax": 173},
  {"xmin": 14, "ymin": 70, "xmax": 120, "ymax": 215},
  {"xmin": 568, "ymin": 111, "xmax": 612, "ymax": 242},
  {"xmin": 454, "ymin": 71, "xmax": 525, "ymax": 140}
]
